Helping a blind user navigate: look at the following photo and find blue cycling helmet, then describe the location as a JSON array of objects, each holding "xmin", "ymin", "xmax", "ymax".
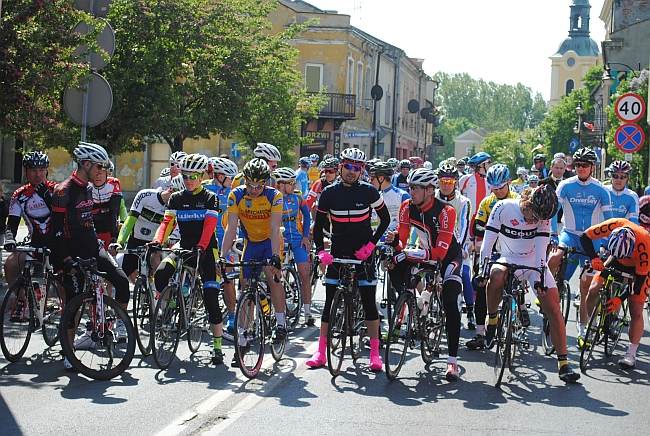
[
  {"xmin": 607, "ymin": 227, "xmax": 636, "ymax": 259},
  {"xmin": 299, "ymin": 157, "xmax": 310, "ymax": 167},
  {"xmin": 486, "ymin": 164, "xmax": 510, "ymax": 188},
  {"xmin": 467, "ymin": 151, "xmax": 492, "ymax": 166}
]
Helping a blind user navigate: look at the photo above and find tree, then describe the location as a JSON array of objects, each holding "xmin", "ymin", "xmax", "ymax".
[
  {"xmin": 482, "ymin": 129, "xmax": 536, "ymax": 173},
  {"xmin": 432, "ymin": 117, "xmax": 476, "ymax": 165}
]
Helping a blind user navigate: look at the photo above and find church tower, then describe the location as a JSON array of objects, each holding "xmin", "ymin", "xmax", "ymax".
[{"xmin": 549, "ymin": 0, "xmax": 600, "ymax": 107}]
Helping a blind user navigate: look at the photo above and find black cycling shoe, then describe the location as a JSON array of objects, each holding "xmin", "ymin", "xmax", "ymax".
[
  {"xmin": 211, "ymin": 349, "xmax": 224, "ymax": 365},
  {"xmin": 558, "ymin": 364, "xmax": 580, "ymax": 383},
  {"xmin": 304, "ymin": 316, "xmax": 316, "ymax": 327},
  {"xmin": 485, "ymin": 324, "xmax": 497, "ymax": 349},
  {"xmin": 466, "ymin": 311, "xmax": 476, "ymax": 330},
  {"xmin": 466, "ymin": 334, "xmax": 485, "ymax": 350},
  {"xmin": 272, "ymin": 325, "xmax": 287, "ymax": 344}
]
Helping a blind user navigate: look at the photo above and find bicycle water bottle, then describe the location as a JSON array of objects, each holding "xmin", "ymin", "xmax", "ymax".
[
  {"xmin": 181, "ymin": 276, "xmax": 191, "ymax": 298},
  {"xmin": 420, "ymin": 290, "xmax": 432, "ymax": 317},
  {"xmin": 259, "ymin": 291, "xmax": 271, "ymax": 316}
]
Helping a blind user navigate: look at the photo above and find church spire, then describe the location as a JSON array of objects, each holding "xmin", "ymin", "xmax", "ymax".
[{"xmin": 568, "ymin": 0, "xmax": 591, "ymax": 38}]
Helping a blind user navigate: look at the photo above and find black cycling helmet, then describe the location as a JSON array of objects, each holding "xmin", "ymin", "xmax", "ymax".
[
  {"xmin": 533, "ymin": 153, "xmax": 546, "ymax": 163},
  {"xmin": 243, "ymin": 158, "xmax": 270, "ymax": 183},
  {"xmin": 530, "ymin": 184, "xmax": 558, "ymax": 220},
  {"xmin": 573, "ymin": 147, "xmax": 597, "ymax": 164},
  {"xmin": 22, "ymin": 151, "xmax": 50, "ymax": 169},
  {"xmin": 399, "ymin": 159, "xmax": 412, "ymax": 169},
  {"xmin": 320, "ymin": 157, "xmax": 339, "ymax": 170},
  {"xmin": 369, "ymin": 162, "xmax": 394, "ymax": 178}
]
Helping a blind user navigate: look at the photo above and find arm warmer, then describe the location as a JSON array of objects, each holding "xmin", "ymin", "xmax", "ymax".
[
  {"xmin": 153, "ymin": 211, "xmax": 176, "ymax": 244},
  {"xmin": 197, "ymin": 210, "xmax": 219, "ymax": 250},
  {"xmin": 117, "ymin": 213, "xmax": 138, "ymax": 246}
]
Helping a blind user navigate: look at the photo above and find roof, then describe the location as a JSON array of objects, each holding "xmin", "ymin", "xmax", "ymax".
[
  {"xmin": 555, "ymin": 36, "xmax": 600, "ymax": 56},
  {"xmin": 278, "ymin": 0, "xmax": 326, "ymax": 13}
]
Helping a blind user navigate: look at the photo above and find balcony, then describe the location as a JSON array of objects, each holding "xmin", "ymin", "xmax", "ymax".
[{"xmin": 309, "ymin": 92, "xmax": 356, "ymax": 119}]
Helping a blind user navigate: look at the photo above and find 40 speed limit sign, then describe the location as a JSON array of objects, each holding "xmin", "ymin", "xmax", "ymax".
[{"xmin": 615, "ymin": 92, "xmax": 646, "ymax": 123}]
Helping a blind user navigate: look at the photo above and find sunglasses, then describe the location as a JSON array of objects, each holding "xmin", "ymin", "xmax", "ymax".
[
  {"xmin": 342, "ymin": 162, "xmax": 363, "ymax": 172},
  {"xmin": 612, "ymin": 174, "xmax": 628, "ymax": 180},
  {"xmin": 574, "ymin": 162, "xmax": 592, "ymax": 168},
  {"xmin": 94, "ymin": 163, "xmax": 106, "ymax": 170},
  {"xmin": 323, "ymin": 169, "xmax": 337, "ymax": 174},
  {"xmin": 182, "ymin": 172, "xmax": 202, "ymax": 181},
  {"xmin": 408, "ymin": 184, "xmax": 426, "ymax": 191},
  {"xmin": 439, "ymin": 178, "xmax": 456, "ymax": 185},
  {"xmin": 277, "ymin": 180, "xmax": 295, "ymax": 185},
  {"xmin": 246, "ymin": 182, "xmax": 265, "ymax": 191}
]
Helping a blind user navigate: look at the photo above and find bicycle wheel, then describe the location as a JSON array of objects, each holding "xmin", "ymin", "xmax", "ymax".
[
  {"xmin": 384, "ymin": 292, "xmax": 414, "ymax": 380},
  {"xmin": 605, "ymin": 299, "xmax": 628, "ymax": 357},
  {"xmin": 310, "ymin": 258, "xmax": 321, "ymax": 298},
  {"xmin": 59, "ymin": 292, "xmax": 136, "ymax": 380},
  {"xmin": 327, "ymin": 288, "xmax": 347, "ymax": 377},
  {"xmin": 493, "ymin": 300, "xmax": 512, "ymax": 388},
  {"xmin": 269, "ymin": 312, "xmax": 286, "ymax": 362},
  {"xmin": 0, "ymin": 283, "xmax": 35, "ymax": 362},
  {"xmin": 234, "ymin": 291, "xmax": 265, "ymax": 379},
  {"xmin": 540, "ymin": 312, "xmax": 555, "ymax": 356},
  {"xmin": 350, "ymin": 297, "xmax": 366, "ymax": 361},
  {"xmin": 580, "ymin": 301, "xmax": 604, "ymax": 373},
  {"xmin": 41, "ymin": 279, "xmax": 62, "ymax": 347},
  {"xmin": 283, "ymin": 267, "xmax": 302, "ymax": 327},
  {"xmin": 187, "ymin": 285, "xmax": 206, "ymax": 353},
  {"xmin": 560, "ymin": 281, "xmax": 571, "ymax": 324},
  {"xmin": 421, "ymin": 291, "xmax": 445, "ymax": 364},
  {"xmin": 132, "ymin": 278, "xmax": 153, "ymax": 356},
  {"xmin": 152, "ymin": 286, "xmax": 182, "ymax": 369}
]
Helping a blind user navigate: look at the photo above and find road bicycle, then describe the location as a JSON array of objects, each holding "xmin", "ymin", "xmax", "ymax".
[{"xmin": 281, "ymin": 244, "xmax": 303, "ymax": 327}]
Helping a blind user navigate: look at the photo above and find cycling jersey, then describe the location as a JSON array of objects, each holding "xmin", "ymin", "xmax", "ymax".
[
  {"xmin": 556, "ymin": 176, "xmax": 613, "ymax": 235},
  {"xmin": 203, "ymin": 180, "xmax": 230, "ymax": 243},
  {"xmin": 295, "ymin": 168, "xmax": 309, "ymax": 196},
  {"xmin": 474, "ymin": 191, "xmax": 518, "ymax": 238},
  {"xmin": 153, "ymin": 175, "xmax": 171, "ymax": 190},
  {"xmin": 313, "ymin": 181, "xmax": 390, "ymax": 257},
  {"xmin": 373, "ymin": 185, "xmax": 410, "ymax": 235},
  {"xmin": 305, "ymin": 178, "xmax": 333, "ymax": 210},
  {"xmin": 436, "ymin": 190, "xmax": 472, "ymax": 247},
  {"xmin": 226, "ymin": 186, "xmax": 283, "ymax": 242},
  {"xmin": 606, "ymin": 185, "xmax": 639, "ymax": 224},
  {"xmin": 6, "ymin": 181, "xmax": 56, "ymax": 245},
  {"xmin": 118, "ymin": 188, "xmax": 178, "ymax": 245},
  {"xmin": 281, "ymin": 191, "xmax": 310, "ymax": 243},
  {"xmin": 91, "ymin": 176, "xmax": 122, "ymax": 246},
  {"xmin": 510, "ymin": 178, "xmax": 526, "ymax": 194},
  {"xmin": 391, "ymin": 173, "xmax": 409, "ymax": 190},
  {"xmin": 459, "ymin": 172, "xmax": 489, "ymax": 215},
  {"xmin": 307, "ymin": 166, "xmax": 320, "ymax": 183}
]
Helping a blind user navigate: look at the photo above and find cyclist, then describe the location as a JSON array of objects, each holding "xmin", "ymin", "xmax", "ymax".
[
  {"xmin": 437, "ymin": 162, "xmax": 474, "ymax": 330},
  {"xmin": 91, "ymin": 159, "xmax": 123, "ymax": 251},
  {"xmin": 479, "ymin": 185, "xmax": 580, "ymax": 383},
  {"xmin": 51, "ymin": 142, "xmax": 130, "ymax": 370},
  {"xmin": 304, "ymin": 157, "xmax": 339, "ymax": 211},
  {"xmin": 231, "ymin": 142, "xmax": 282, "ymax": 189},
  {"xmin": 369, "ymin": 162, "xmax": 410, "ymax": 235},
  {"xmin": 296, "ymin": 157, "xmax": 311, "ymax": 196},
  {"xmin": 579, "ymin": 221, "xmax": 650, "ymax": 369},
  {"xmin": 307, "ymin": 154, "xmax": 321, "ymax": 183},
  {"xmin": 387, "ymin": 158, "xmax": 399, "ymax": 174},
  {"xmin": 547, "ymin": 147, "xmax": 613, "ymax": 344},
  {"xmin": 391, "ymin": 159, "xmax": 411, "ymax": 190},
  {"xmin": 466, "ymin": 163, "xmax": 518, "ymax": 350},
  {"xmin": 306, "ymin": 147, "xmax": 391, "ymax": 371},
  {"xmin": 510, "ymin": 167, "xmax": 528, "ymax": 194},
  {"xmin": 533, "ymin": 154, "xmax": 549, "ymax": 179},
  {"xmin": 527, "ymin": 174, "xmax": 539, "ymax": 189},
  {"xmin": 151, "ymin": 153, "xmax": 226, "ymax": 365},
  {"xmin": 606, "ymin": 160, "xmax": 639, "ymax": 224},
  {"xmin": 456, "ymin": 157, "xmax": 468, "ymax": 177},
  {"xmin": 221, "ymin": 158, "xmax": 286, "ymax": 361},
  {"xmin": 154, "ymin": 151, "xmax": 187, "ymax": 189},
  {"xmin": 3, "ymin": 151, "xmax": 56, "ymax": 291},
  {"xmin": 460, "ymin": 151, "xmax": 491, "ymax": 240},
  {"xmin": 273, "ymin": 167, "xmax": 314, "ymax": 325}
]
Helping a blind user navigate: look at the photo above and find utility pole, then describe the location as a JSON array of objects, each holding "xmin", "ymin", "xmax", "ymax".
[{"xmin": 371, "ymin": 48, "xmax": 383, "ymax": 158}]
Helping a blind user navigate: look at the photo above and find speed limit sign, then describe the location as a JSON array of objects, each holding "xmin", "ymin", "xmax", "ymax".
[{"xmin": 615, "ymin": 92, "xmax": 646, "ymax": 123}]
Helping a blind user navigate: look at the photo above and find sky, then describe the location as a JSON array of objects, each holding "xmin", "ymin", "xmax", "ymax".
[{"xmin": 306, "ymin": 0, "xmax": 607, "ymax": 100}]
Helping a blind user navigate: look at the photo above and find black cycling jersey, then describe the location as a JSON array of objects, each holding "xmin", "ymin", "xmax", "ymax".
[
  {"xmin": 313, "ymin": 180, "xmax": 390, "ymax": 257},
  {"xmin": 163, "ymin": 187, "xmax": 219, "ymax": 250}
]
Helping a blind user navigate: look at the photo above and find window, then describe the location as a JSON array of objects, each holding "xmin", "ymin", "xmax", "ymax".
[
  {"xmin": 365, "ymin": 66, "xmax": 372, "ymax": 109},
  {"xmin": 356, "ymin": 62, "xmax": 363, "ymax": 106},
  {"xmin": 567, "ymin": 57, "xmax": 576, "ymax": 67},
  {"xmin": 565, "ymin": 79, "xmax": 575, "ymax": 96},
  {"xmin": 305, "ymin": 64, "xmax": 323, "ymax": 93},
  {"xmin": 346, "ymin": 58, "xmax": 354, "ymax": 94}
]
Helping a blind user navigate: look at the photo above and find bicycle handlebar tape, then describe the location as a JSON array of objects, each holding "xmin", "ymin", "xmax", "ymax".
[
  {"xmin": 153, "ymin": 210, "xmax": 176, "ymax": 245},
  {"xmin": 197, "ymin": 210, "xmax": 219, "ymax": 251}
]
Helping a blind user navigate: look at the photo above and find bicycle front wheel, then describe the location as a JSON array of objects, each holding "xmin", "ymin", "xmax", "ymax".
[
  {"xmin": 605, "ymin": 299, "xmax": 628, "ymax": 357},
  {"xmin": 560, "ymin": 281, "xmax": 571, "ymax": 324},
  {"xmin": 0, "ymin": 283, "xmax": 34, "ymax": 362},
  {"xmin": 421, "ymin": 291, "xmax": 445, "ymax": 364},
  {"xmin": 152, "ymin": 286, "xmax": 182, "ymax": 369},
  {"xmin": 283, "ymin": 267, "xmax": 302, "ymax": 327},
  {"xmin": 42, "ymin": 279, "xmax": 62, "ymax": 347},
  {"xmin": 540, "ymin": 312, "xmax": 555, "ymax": 356},
  {"xmin": 384, "ymin": 292, "xmax": 414, "ymax": 380},
  {"xmin": 327, "ymin": 289, "xmax": 347, "ymax": 377},
  {"xmin": 132, "ymin": 279, "xmax": 153, "ymax": 356},
  {"xmin": 234, "ymin": 292, "xmax": 265, "ymax": 379},
  {"xmin": 580, "ymin": 301, "xmax": 604, "ymax": 373},
  {"xmin": 492, "ymin": 300, "xmax": 512, "ymax": 388},
  {"xmin": 187, "ymin": 287, "xmax": 206, "ymax": 353},
  {"xmin": 60, "ymin": 292, "xmax": 136, "ymax": 380}
]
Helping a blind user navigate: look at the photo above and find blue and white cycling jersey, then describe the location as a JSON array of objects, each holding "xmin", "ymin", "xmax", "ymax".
[
  {"xmin": 295, "ymin": 168, "xmax": 309, "ymax": 197},
  {"xmin": 372, "ymin": 185, "xmax": 410, "ymax": 237},
  {"xmin": 606, "ymin": 185, "xmax": 639, "ymax": 224},
  {"xmin": 556, "ymin": 176, "xmax": 613, "ymax": 235}
]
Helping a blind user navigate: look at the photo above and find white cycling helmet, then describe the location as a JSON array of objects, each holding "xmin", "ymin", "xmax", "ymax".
[
  {"xmin": 170, "ymin": 151, "xmax": 187, "ymax": 166},
  {"xmin": 179, "ymin": 153, "xmax": 209, "ymax": 173},
  {"xmin": 212, "ymin": 157, "xmax": 238, "ymax": 178},
  {"xmin": 406, "ymin": 168, "xmax": 436, "ymax": 186},
  {"xmin": 340, "ymin": 147, "xmax": 366, "ymax": 163},
  {"xmin": 159, "ymin": 167, "xmax": 171, "ymax": 177},
  {"xmin": 607, "ymin": 227, "xmax": 636, "ymax": 259},
  {"xmin": 253, "ymin": 142, "xmax": 282, "ymax": 161},
  {"xmin": 73, "ymin": 142, "xmax": 110, "ymax": 164},
  {"xmin": 170, "ymin": 174, "xmax": 185, "ymax": 192},
  {"xmin": 423, "ymin": 161, "xmax": 433, "ymax": 170},
  {"xmin": 272, "ymin": 167, "xmax": 297, "ymax": 182}
]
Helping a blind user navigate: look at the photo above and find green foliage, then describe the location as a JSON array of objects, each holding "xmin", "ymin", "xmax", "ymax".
[
  {"xmin": 432, "ymin": 117, "xmax": 476, "ymax": 165},
  {"xmin": 482, "ymin": 129, "xmax": 537, "ymax": 173}
]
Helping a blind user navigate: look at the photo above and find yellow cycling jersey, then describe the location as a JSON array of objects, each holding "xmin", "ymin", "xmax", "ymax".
[
  {"xmin": 227, "ymin": 185, "xmax": 283, "ymax": 242},
  {"xmin": 475, "ymin": 191, "xmax": 519, "ymax": 229},
  {"xmin": 307, "ymin": 166, "xmax": 320, "ymax": 183}
]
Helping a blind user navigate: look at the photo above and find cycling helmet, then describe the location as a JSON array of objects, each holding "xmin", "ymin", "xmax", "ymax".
[
  {"xmin": 73, "ymin": 142, "xmax": 110, "ymax": 164},
  {"xmin": 530, "ymin": 184, "xmax": 558, "ymax": 220},
  {"xmin": 409, "ymin": 156, "xmax": 423, "ymax": 167},
  {"xmin": 457, "ymin": 157, "xmax": 467, "ymax": 166},
  {"xmin": 272, "ymin": 167, "xmax": 297, "ymax": 182},
  {"xmin": 486, "ymin": 164, "xmax": 510, "ymax": 188},
  {"xmin": 159, "ymin": 167, "xmax": 171, "ymax": 177},
  {"xmin": 321, "ymin": 157, "xmax": 339, "ymax": 170},
  {"xmin": 107, "ymin": 160, "xmax": 115, "ymax": 173},
  {"xmin": 423, "ymin": 161, "xmax": 433, "ymax": 170},
  {"xmin": 170, "ymin": 151, "xmax": 187, "ymax": 166},
  {"xmin": 406, "ymin": 168, "xmax": 436, "ymax": 186},
  {"xmin": 179, "ymin": 153, "xmax": 209, "ymax": 173},
  {"xmin": 253, "ymin": 142, "xmax": 282, "ymax": 161},
  {"xmin": 387, "ymin": 158, "xmax": 399, "ymax": 169},
  {"xmin": 467, "ymin": 151, "xmax": 491, "ymax": 166},
  {"xmin": 22, "ymin": 151, "xmax": 50, "ymax": 168},
  {"xmin": 527, "ymin": 174, "xmax": 539, "ymax": 183},
  {"xmin": 431, "ymin": 171, "xmax": 439, "ymax": 188},
  {"xmin": 299, "ymin": 157, "xmax": 311, "ymax": 167},
  {"xmin": 170, "ymin": 174, "xmax": 185, "ymax": 192},
  {"xmin": 516, "ymin": 167, "xmax": 528, "ymax": 176},
  {"xmin": 533, "ymin": 154, "xmax": 546, "ymax": 163},
  {"xmin": 213, "ymin": 157, "xmax": 238, "ymax": 178},
  {"xmin": 438, "ymin": 162, "xmax": 459, "ymax": 179},
  {"xmin": 243, "ymin": 158, "xmax": 271, "ymax": 182},
  {"xmin": 369, "ymin": 162, "xmax": 394, "ymax": 178},
  {"xmin": 639, "ymin": 195, "xmax": 650, "ymax": 226},
  {"xmin": 399, "ymin": 159, "xmax": 412, "ymax": 169},
  {"xmin": 609, "ymin": 160, "xmax": 632, "ymax": 174},
  {"xmin": 323, "ymin": 154, "xmax": 333, "ymax": 161},
  {"xmin": 573, "ymin": 147, "xmax": 597, "ymax": 164},
  {"xmin": 309, "ymin": 153, "xmax": 319, "ymax": 162},
  {"xmin": 340, "ymin": 147, "xmax": 366, "ymax": 163},
  {"xmin": 607, "ymin": 227, "xmax": 636, "ymax": 259}
]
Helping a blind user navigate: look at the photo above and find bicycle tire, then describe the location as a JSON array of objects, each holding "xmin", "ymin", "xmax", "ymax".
[
  {"xmin": 421, "ymin": 290, "xmax": 445, "ymax": 364},
  {"xmin": 152, "ymin": 286, "xmax": 182, "ymax": 369},
  {"xmin": 580, "ymin": 300, "xmax": 604, "ymax": 373},
  {"xmin": 41, "ymin": 279, "xmax": 62, "ymax": 347},
  {"xmin": 605, "ymin": 299, "xmax": 628, "ymax": 357},
  {"xmin": 59, "ymin": 292, "xmax": 136, "ymax": 380},
  {"xmin": 310, "ymin": 258, "xmax": 321, "ymax": 299},
  {"xmin": 327, "ymin": 288, "xmax": 347, "ymax": 377},
  {"xmin": 132, "ymin": 278, "xmax": 153, "ymax": 356},
  {"xmin": 269, "ymin": 312, "xmax": 286, "ymax": 362},
  {"xmin": 0, "ymin": 282, "xmax": 35, "ymax": 362},
  {"xmin": 541, "ymin": 313, "xmax": 555, "ymax": 356},
  {"xmin": 493, "ymin": 300, "xmax": 512, "ymax": 388},
  {"xmin": 560, "ymin": 280, "xmax": 571, "ymax": 324},
  {"xmin": 187, "ymin": 285, "xmax": 206, "ymax": 353},
  {"xmin": 234, "ymin": 291, "xmax": 265, "ymax": 379},
  {"xmin": 283, "ymin": 267, "xmax": 302, "ymax": 327},
  {"xmin": 350, "ymin": 297, "xmax": 366, "ymax": 361},
  {"xmin": 385, "ymin": 292, "xmax": 413, "ymax": 380}
]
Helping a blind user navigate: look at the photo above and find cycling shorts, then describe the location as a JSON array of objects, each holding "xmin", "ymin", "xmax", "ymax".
[
  {"xmin": 286, "ymin": 241, "xmax": 309, "ymax": 264},
  {"xmin": 558, "ymin": 230, "xmax": 591, "ymax": 280},
  {"xmin": 493, "ymin": 255, "xmax": 556, "ymax": 293},
  {"xmin": 242, "ymin": 238, "xmax": 273, "ymax": 279}
]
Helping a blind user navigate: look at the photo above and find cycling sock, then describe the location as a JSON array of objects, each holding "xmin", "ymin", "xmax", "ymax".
[
  {"xmin": 213, "ymin": 336, "xmax": 222, "ymax": 351},
  {"xmin": 476, "ymin": 325, "xmax": 485, "ymax": 335},
  {"xmin": 627, "ymin": 343, "xmax": 639, "ymax": 357},
  {"xmin": 557, "ymin": 354, "xmax": 568, "ymax": 370},
  {"xmin": 303, "ymin": 304, "xmax": 311, "ymax": 317},
  {"xmin": 275, "ymin": 312, "xmax": 286, "ymax": 327},
  {"xmin": 487, "ymin": 312, "xmax": 498, "ymax": 326}
]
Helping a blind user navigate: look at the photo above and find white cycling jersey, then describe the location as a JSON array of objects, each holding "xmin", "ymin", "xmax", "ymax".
[
  {"xmin": 127, "ymin": 188, "xmax": 179, "ymax": 241},
  {"xmin": 372, "ymin": 185, "xmax": 410, "ymax": 233},
  {"xmin": 153, "ymin": 175, "xmax": 172, "ymax": 190}
]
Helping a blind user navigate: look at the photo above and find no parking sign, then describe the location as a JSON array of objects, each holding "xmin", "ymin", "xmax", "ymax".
[{"xmin": 615, "ymin": 123, "xmax": 646, "ymax": 153}]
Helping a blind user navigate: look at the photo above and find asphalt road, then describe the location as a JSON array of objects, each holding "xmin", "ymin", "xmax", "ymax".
[{"xmin": 1, "ymin": 228, "xmax": 648, "ymax": 436}]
